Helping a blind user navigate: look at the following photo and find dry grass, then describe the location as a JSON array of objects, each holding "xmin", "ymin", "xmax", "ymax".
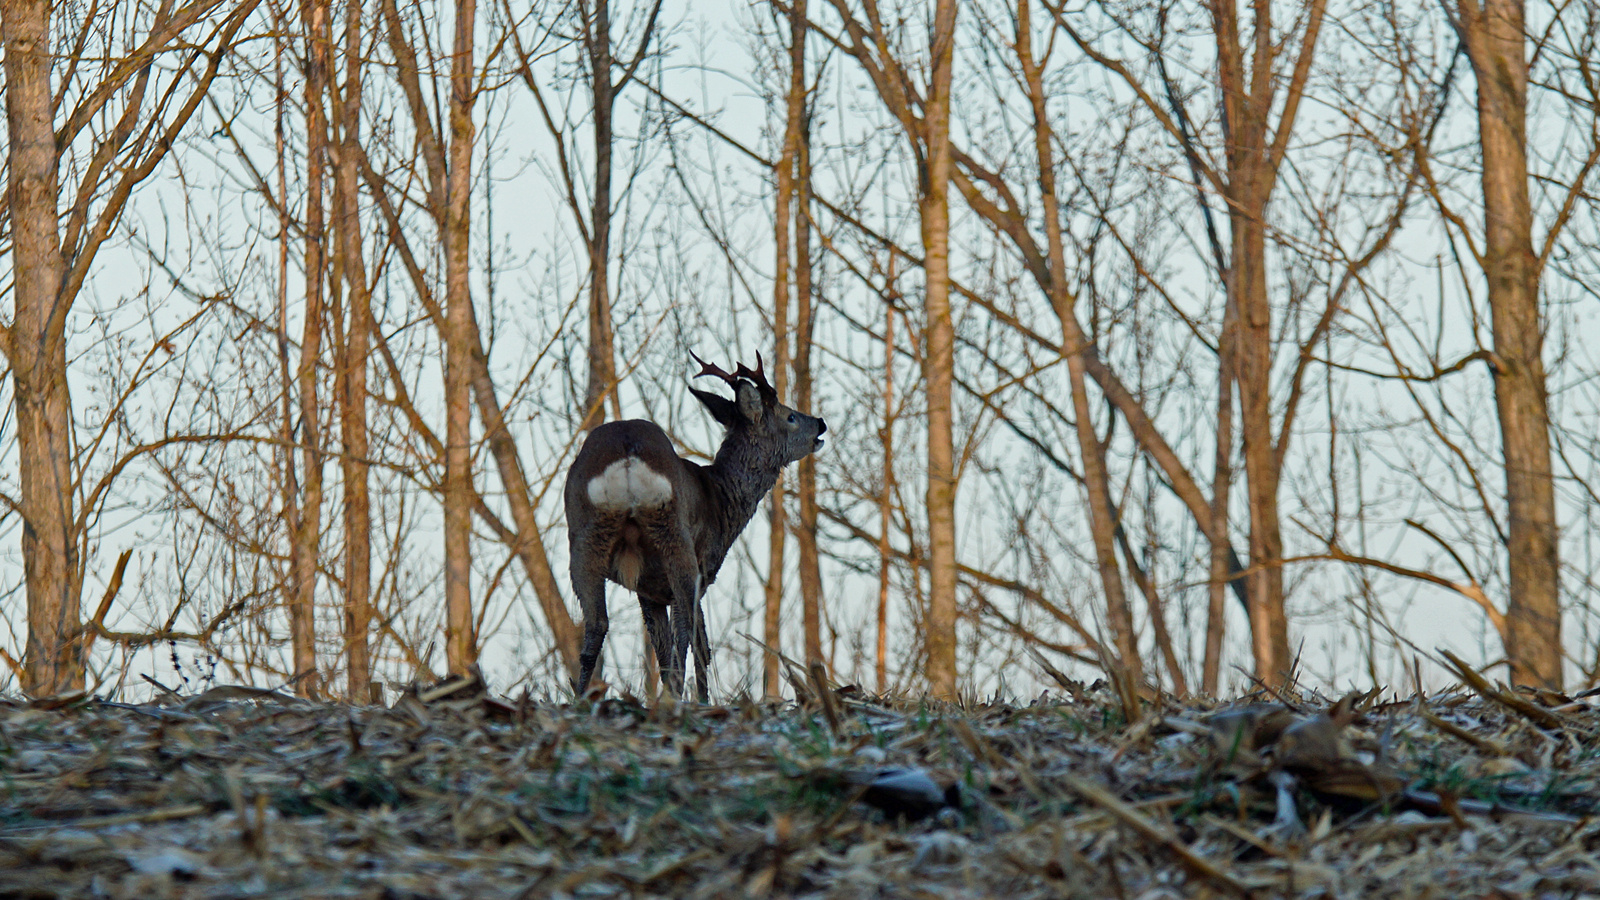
[{"xmin": 4, "ymin": 668, "xmax": 1600, "ymax": 899}]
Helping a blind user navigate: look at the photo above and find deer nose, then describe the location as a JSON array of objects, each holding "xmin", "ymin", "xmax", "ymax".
[{"xmin": 816, "ymin": 418, "xmax": 827, "ymax": 435}]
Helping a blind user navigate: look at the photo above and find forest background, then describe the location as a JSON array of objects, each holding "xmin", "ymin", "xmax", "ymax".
[{"xmin": 1, "ymin": 0, "xmax": 1597, "ymax": 703}]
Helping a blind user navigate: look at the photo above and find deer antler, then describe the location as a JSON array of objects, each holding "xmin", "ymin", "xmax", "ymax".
[
  {"xmin": 691, "ymin": 352, "xmax": 778, "ymax": 405},
  {"xmin": 733, "ymin": 352, "xmax": 778, "ymax": 404},
  {"xmin": 690, "ymin": 351, "xmax": 739, "ymax": 387}
]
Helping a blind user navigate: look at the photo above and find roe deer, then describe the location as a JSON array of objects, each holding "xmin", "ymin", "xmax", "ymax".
[{"xmin": 565, "ymin": 354, "xmax": 826, "ymax": 701}]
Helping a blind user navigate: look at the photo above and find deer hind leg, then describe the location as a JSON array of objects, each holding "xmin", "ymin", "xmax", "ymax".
[
  {"xmin": 573, "ymin": 563, "xmax": 609, "ymax": 697},
  {"xmin": 571, "ymin": 522, "xmax": 619, "ymax": 697}
]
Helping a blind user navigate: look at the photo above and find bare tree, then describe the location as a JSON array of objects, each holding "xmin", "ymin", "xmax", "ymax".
[
  {"xmin": 376, "ymin": 0, "xmax": 585, "ymax": 678},
  {"xmin": 332, "ymin": 0, "xmax": 374, "ymax": 700},
  {"xmin": 289, "ymin": 0, "xmax": 334, "ymax": 697},
  {"xmin": 3, "ymin": 0, "xmax": 77, "ymax": 696},
  {"xmin": 1015, "ymin": 0, "xmax": 1141, "ymax": 686},
  {"xmin": 791, "ymin": 62, "xmax": 826, "ymax": 675},
  {"xmin": 570, "ymin": 0, "xmax": 663, "ymax": 430},
  {"xmin": 820, "ymin": 0, "xmax": 961, "ymax": 698},
  {"xmin": 1212, "ymin": 0, "xmax": 1324, "ymax": 684},
  {"xmin": 1028, "ymin": 0, "xmax": 1330, "ymax": 684},
  {"xmin": 762, "ymin": 0, "xmax": 804, "ymax": 696},
  {"xmin": 0, "ymin": 0, "xmax": 260, "ymax": 695},
  {"xmin": 918, "ymin": 0, "xmax": 960, "ymax": 700},
  {"xmin": 876, "ymin": 269, "xmax": 902, "ymax": 693},
  {"xmin": 441, "ymin": 0, "xmax": 480, "ymax": 673},
  {"xmin": 777, "ymin": 0, "xmax": 827, "ymax": 673},
  {"xmin": 10, "ymin": 0, "xmax": 1600, "ymax": 705},
  {"xmin": 1452, "ymin": 0, "xmax": 1560, "ymax": 687}
]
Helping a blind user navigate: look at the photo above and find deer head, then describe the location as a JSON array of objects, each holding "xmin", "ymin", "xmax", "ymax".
[{"xmin": 564, "ymin": 353, "xmax": 826, "ymax": 701}]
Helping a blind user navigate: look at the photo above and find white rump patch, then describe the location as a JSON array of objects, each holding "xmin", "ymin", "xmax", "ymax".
[{"xmin": 587, "ymin": 458, "xmax": 673, "ymax": 512}]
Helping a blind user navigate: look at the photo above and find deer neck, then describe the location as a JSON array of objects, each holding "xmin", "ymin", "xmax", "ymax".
[{"xmin": 702, "ymin": 432, "xmax": 787, "ymax": 554}]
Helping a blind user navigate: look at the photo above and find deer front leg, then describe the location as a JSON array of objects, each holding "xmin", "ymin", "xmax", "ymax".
[
  {"xmin": 690, "ymin": 595, "xmax": 711, "ymax": 703},
  {"xmin": 638, "ymin": 594, "xmax": 675, "ymax": 695},
  {"xmin": 665, "ymin": 568, "xmax": 702, "ymax": 701},
  {"xmin": 637, "ymin": 516, "xmax": 700, "ymax": 700},
  {"xmin": 655, "ymin": 547, "xmax": 701, "ymax": 700}
]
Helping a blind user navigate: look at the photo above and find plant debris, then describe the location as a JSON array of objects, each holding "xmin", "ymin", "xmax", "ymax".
[{"xmin": 4, "ymin": 671, "xmax": 1600, "ymax": 898}]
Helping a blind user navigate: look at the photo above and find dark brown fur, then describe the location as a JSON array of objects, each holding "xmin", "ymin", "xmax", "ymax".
[{"xmin": 565, "ymin": 356, "xmax": 825, "ymax": 701}]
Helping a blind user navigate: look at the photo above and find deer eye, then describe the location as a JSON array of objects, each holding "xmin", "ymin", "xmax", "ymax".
[{"xmin": 786, "ymin": 413, "xmax": 796, "ymax": 425}]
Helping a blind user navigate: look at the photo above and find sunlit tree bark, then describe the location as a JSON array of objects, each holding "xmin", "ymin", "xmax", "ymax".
[
  {"xmin": 823, "ymin": 0, "xmax": 968, "ymax": 697},
  {"xmin": 876, "ymin": 279, "xmax": 899, "ymax": 694},
  {"xmin": 442, "ymin": 0, "xmax": 479, "ymax": 673},
  {"xmin": 763, "ymin": 0, "xmax": 802, "ymax": 697},
  {"xmin": 791, "ymin": 0, "xmax": 824, "ymax": 673},
  {"xmin": 1456, "ymin": 0, "xmax": 1560, "ymax": 687},
  {"xmin": 920, "ymin": 0, "xmax": 959, "ymax": 700},
  {"xmin": 1049, "ymin": 0, "xmax": 1326, "ymax": 684},
  {"xmin": 357, "ymin": 110, "xmax": 583, "ymax": 679},
  {"xmin": 3, "ymin": 0, "xmax": 78, "ymax": 696},
  {"xmin": 289, "ymin": 0, "xmax": 333, "ymax": 698},
  {"xmin": 1210, "ymin": 0, "xmax": 1325, "ymax": 684},
  {"xmin": 333, "ymin": 0, "xmax": 373, "ymax": 701}
]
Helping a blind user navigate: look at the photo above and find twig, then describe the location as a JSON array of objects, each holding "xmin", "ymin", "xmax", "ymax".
[
  {"xmin": 739, "ymin": 632, "xmax": 812, "ymax": 699},
  {"xmin": 808, "ymin": 662, "xmax": 842, "ymax": 737},
  {"xmin": 141, "ymin": 673, "xmax": 181, "ymax": 699},
  {"xmin": 80, "ymin": 548, "xmax": 135, "ymax": 659},
  {"xmin": 1, "ymin": 802, "xmax": 210, "ymax": 833},
  {"xmin": 1420, "ymin": 706, "xmax": 1508, "ymax": 755},
  {"xmin": 1062, "ymin": 773, "xmax": 1251, "ymax": 897},
  {"xmin": 1029, "ymin": 647, "xmax": 1091, "ymax": 702},
  {"xmin": 419, "ymin": 669, "xmax": 483, "ymax": 704},
  {"xmin": 1438, "ymin": 649, "xmax": 1567, "ymax": 731}
]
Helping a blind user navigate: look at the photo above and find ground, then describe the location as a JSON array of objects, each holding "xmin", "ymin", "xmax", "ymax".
[{"xmin": 2, "ymin": 667, "xmax": 1599, "ymax": 899}]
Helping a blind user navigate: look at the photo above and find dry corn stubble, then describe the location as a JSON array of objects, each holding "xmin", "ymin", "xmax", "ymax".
[{"xmin": 2, "ymin": 672, "xmax": 1600, "ymax": 898}]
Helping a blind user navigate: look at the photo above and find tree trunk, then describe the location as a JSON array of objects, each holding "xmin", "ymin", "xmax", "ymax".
[
  {"xmin": 442, "ymin": 0, "xmax": 478, "ymax": 674},
  {"xmin": 1018, "ymin": 0, "xmax": 1142, "ymax": 687},
  {"xmin": 792, "ymin": 15, "xmax": 823, "ymax": 670},
  {"xmin": 1459, "ymin": 0, "xmax": 1560, "ymax": 687},
  {"xmin": 274, "ymin": 30, "xmax": 305, "ymax": 699},
  {"xmin": 1229, "ymin": 191, "xmax": 1290, "ymax": 682},
  {"xmin": 1203, "ymin": 314, "xmax": 1236, "ymax": 694},
  {"xmin": 763, "ymin": 485, "xmax": 786, "ymax": 697},
  {"xmin": 4, "ymin": 0, "xmax": 82, "ymax": 696},
  {"xmin": 921, "ymin": 0, "xmax": 959, "ymax": 700},
  {"xmin": 1208, "ymin": 0, "xmax": 1324, "ymax": 684},
  {"xmin": 581, "ymin": 0, "xmax": 619, "ymax": 431},
  {"xmin": 334, "ymin": 0, "xmax": 372, "ymax": 702},
  {"xmin": 292, "ymin": 0, "xmax": 333, "ymax": 697},
  {"xmin": 877, "ymin": 296, "xmax": 897, "ymax": 694},
  {"xmin": 378, "ymin": 0, "xmax": 582, "ymax": 678},
  {"xmin": 763, "ymin": 0, "xmax": 803, "ymax": 698}
]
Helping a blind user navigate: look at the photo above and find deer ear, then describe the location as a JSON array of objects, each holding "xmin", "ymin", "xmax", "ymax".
[
  {"xmin": 691, "ymin": 388, "xmax": 741, "ymax": 429},
  {"xmin": 735, "ymin": 380, "xmax": 765, "ymax": 424}
]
